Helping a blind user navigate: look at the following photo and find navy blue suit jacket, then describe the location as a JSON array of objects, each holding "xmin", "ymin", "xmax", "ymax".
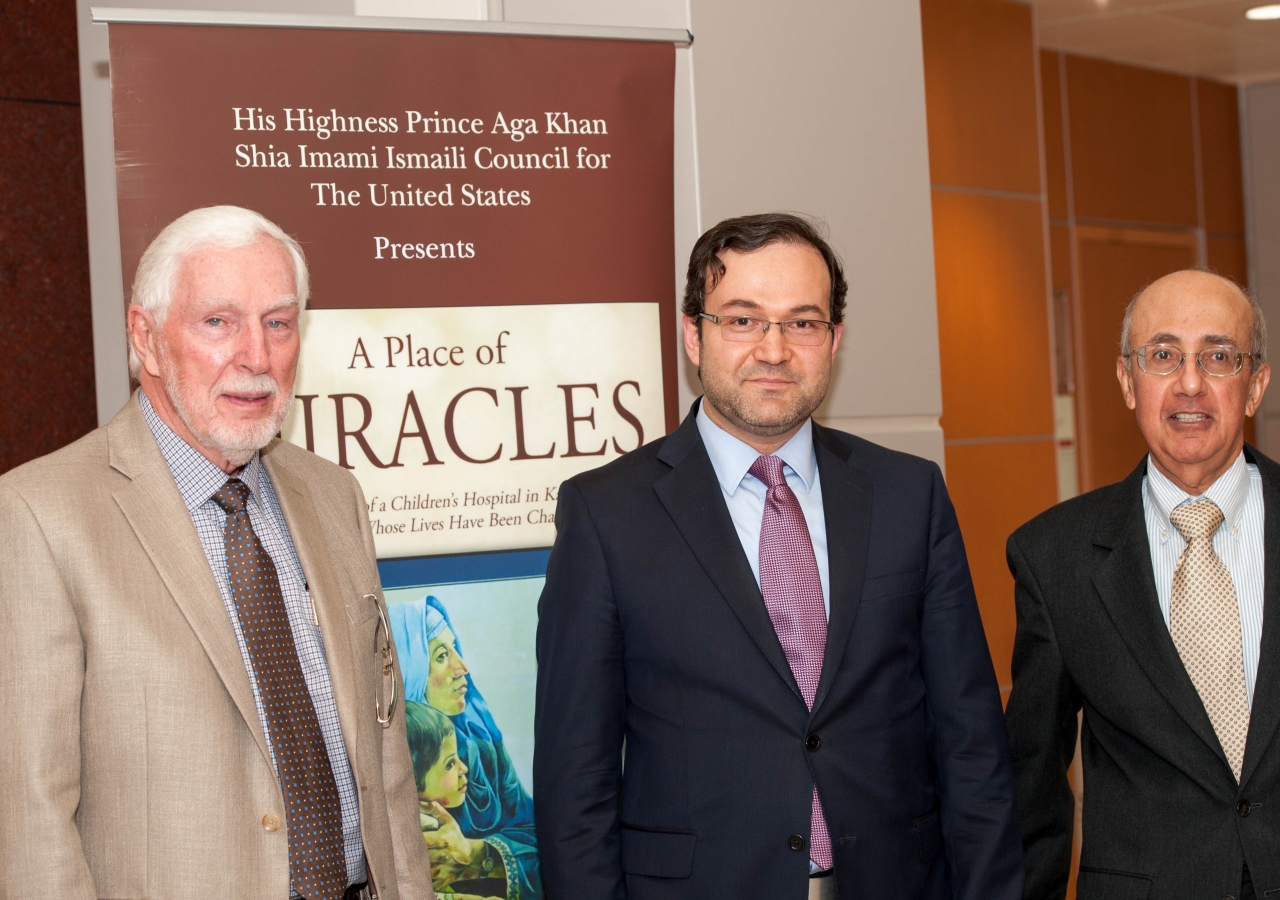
[{"xmin": 534, "ymin": 405, "xmax": 1022, "ymax": 900}]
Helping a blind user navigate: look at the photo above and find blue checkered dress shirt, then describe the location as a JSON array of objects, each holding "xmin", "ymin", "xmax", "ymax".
[{"xmin": 140, "ymin": 392, "xmax": 366, "ymax": 892}]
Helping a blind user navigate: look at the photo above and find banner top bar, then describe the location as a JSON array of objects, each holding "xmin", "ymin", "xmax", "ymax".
[{"xmin": 90, "ymin": 7, "xmax": 692, "ymax": 46}]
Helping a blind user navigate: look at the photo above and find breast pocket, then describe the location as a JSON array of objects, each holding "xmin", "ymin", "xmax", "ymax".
[{"xmin": 861, "ymin": 569, "xmax": 925, "ymax": 602}]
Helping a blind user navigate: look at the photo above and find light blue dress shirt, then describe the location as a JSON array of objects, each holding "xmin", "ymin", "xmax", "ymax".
[
  {"xmin": 1142, "ymin": 451, "xmax": 1265, "ymax": 705},
  {"xmin": 696, "ymin": 399, "xmax": 830, "ymax": 618}
]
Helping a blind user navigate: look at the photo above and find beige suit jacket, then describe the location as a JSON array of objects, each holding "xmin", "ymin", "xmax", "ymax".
[{"xmin": 0, "ymin": 393, "xmax": 434, "ymax": 900}]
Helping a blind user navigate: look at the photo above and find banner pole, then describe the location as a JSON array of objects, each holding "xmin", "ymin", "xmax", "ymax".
[{"xmin": 90, "ymin": 6, "xmax": 692, "ymax": 46}]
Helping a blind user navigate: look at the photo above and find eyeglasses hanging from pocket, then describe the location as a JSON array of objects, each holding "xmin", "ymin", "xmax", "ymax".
[{"xmin": 368, "ymin": 593, "xmax": 399, "ymax": 727}]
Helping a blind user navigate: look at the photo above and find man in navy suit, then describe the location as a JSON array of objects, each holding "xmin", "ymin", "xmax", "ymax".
[{"xmin": 534, "ymin": 213, "xmax": 1022, "ymax": 900}]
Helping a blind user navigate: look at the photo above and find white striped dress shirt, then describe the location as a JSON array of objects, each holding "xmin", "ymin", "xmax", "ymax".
[{"xmin": 1142, "ymin": 451, "xmax": 1265, "ymax": 704}]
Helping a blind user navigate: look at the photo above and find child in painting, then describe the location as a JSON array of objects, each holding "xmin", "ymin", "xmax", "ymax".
[
  {"xmin": 409, "ymin": 700, "xmax": 470, "ymax": 808},
  {"xmin": 405, "ymin": 701, "xmax": 510, "ymax": 899}
]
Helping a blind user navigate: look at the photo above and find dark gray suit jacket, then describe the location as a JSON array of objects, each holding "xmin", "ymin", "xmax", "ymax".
[{"xmin": 1005, "ymin": 447, "xmax": 1280, "ymax": 900}]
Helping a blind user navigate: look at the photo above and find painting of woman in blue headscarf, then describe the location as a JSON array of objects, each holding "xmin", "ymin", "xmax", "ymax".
[{"xmin": 390, "ymin": 595, "xmax": 542, "ymax": 900}]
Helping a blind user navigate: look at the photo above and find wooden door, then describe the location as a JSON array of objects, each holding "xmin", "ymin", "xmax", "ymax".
[{"xmin": 1073, "ymin": 226, "xmax": 1199, "ymax": 491}]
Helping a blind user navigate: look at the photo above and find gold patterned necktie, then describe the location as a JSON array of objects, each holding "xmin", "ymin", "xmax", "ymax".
[
  {"xmin": 213, "ymin": 478, "xmax": 348, "ymax": 900},
  {"xmin": 1169, "ymin": 498, "xmax": 1251, "ymax": 782}
]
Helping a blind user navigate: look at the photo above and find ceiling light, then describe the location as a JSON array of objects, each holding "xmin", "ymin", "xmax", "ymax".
[{"xmin": 1247, "ymin": 5, "xmax": 1280, "ymax": 20}]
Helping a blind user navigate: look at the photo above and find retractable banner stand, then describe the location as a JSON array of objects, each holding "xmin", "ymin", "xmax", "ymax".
[{"xmin": 104, "ymin": 13, "xmax": 678, "ymax": 898}]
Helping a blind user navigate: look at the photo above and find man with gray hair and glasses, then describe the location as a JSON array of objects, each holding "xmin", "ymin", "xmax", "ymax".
[
  {"xmin": 1006, "ymin": 269, "xmax": 1279, "ymax": 900},
  {"xmin": 0, "ymin": 206, "xmax": 433, "ymax": 900}
]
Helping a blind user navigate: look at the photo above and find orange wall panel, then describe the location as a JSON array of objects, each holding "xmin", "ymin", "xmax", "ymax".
[
  {"xmin": 1198, "ymin": 79, "xmax": 1246, "ymax": 237},
  {"xmin": 1041, "ymin": 50, "xmax": 1069, "ymax": 221},
  {"xmin": 1066, "ymin": 55, "xmax": 1198, "ymax": 228},
  {"xmin": 932, "ymin": 189, "xmax": 1055, "ymax": 440},
  {"xmin": 1208, "ymin": 235, "xmax": 1248, "ymax": 287},
  {"xmin": 920, "ymin": 0, "xmax": 1041, "ymax": 194},
  {"xmin": 945, "ymin": 439, "xmax": 1059, "ymax": 688}
]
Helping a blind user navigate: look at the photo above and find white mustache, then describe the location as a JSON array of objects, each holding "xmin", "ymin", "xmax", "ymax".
[{"xmin": 213, "ymin": 373, "xmax": 280, "ymax": 398}]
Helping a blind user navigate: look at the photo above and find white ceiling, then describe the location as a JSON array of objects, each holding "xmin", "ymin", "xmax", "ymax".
[{"xmin": 1026, "ymin": 0, "xmax": 1280, "ymax": 83}]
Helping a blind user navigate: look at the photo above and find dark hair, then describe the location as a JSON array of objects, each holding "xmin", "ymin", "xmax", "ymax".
[
  {"xmin": 404, "ymin": 700, "xmax": 455, "ymax": 791},
  {"xmin": 682, "ymin": 212, "xmax": 848, "ymax": 325}
]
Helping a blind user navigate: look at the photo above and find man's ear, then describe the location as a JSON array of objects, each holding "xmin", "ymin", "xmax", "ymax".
[
  {"xmin": 127, "ymin": 305, "xmax": 163, "ymax": 378},
  {"xmin": 1247, "ymin": 362, "xmax": 1271, "ymax": 418},
  {"xmin": 682, "ymin": 314, "xmax": 702, "ymax": 367},
  {"xmin": 1116, "ymin": 356, "xmax": 1138, "ymax": 411}
]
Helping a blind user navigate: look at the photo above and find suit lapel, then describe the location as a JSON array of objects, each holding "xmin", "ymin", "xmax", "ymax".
[
  {"xmin": 263, "ymin": 448, "xmax": 365, "ymax": 765},
  {"xmin": 107, "ymin": 397, "xmax": 271, "ymax": 766},
  {"xmin": 1242, "ymin": 447, "xmax": 1280, "ymax": 787},
  {"xmin": 654, "ymin": 409, "xmax": 802, "ymax": 702},
  {"xmin": 811, "ymin": 425, "xmax": 872, "ymax": 715},
  {"xmin": 1090, "ymin": 460, "xmax": 1229, "ymax": 771}
]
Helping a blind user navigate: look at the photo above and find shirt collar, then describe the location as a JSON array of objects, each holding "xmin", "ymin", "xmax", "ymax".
[
  {"xmin": 1145, "ymin": 449, "xmax": 1249, "ymax": 531},
  {"xmin": 695, "ymin": 397, "xmax": 817, "ymax": 496},
  {"xmin": 138, "ymin": 389, "xmax": 263, "ymax": 513}
]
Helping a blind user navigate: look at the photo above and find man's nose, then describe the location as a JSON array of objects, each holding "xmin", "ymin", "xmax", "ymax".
[
  {"xmin": 235, "ymin": 321, "xmax": 272, "ymax": 373},
  {"xmin": 1174, "ymin": 354, "xmax": 1206, "ymax": 394},
  {"xmin": 754, "ymin": 323, "xmax": 790, "ymax": 362}
]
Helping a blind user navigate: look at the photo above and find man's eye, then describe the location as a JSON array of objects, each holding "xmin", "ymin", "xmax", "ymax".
[
  {"xmin": 790, "ymin": 320, "xmax": 814, "ymax": 330},
  {"xmin": 206, "ymin": 317, "xmax": 224, "ymax": 327},
  {"xmin": 1153, "ymin": 349, "xmax": 1172, "ymax": 360},
  {"xmin": 731, "ymin": 317, "xmax": 754, "ymax": 327}
]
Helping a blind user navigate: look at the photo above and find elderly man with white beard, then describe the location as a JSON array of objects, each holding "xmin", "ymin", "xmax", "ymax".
[{"xmin": 0, "ymin": 206, "xmax": 434, "ymax": 900}]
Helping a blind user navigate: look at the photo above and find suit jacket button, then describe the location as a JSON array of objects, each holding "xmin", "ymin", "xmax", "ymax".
[
  {"xmin": 788, "ymin": 834, "xmax": 806, "ymax": 851},
  {"xmin": 262, "ymin": 813, "xmax": 281, "ymax": 832},
  {"xmin": 805, "ymin": 734, "xmax": 821, "ymax": 752},
  {"xmin": 1237, "ymin": 799, "xmax": 1251, "ymax": 817}
]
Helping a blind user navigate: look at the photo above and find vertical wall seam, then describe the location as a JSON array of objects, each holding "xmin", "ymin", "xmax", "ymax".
[
  {"xmin": 1030, "ymin": 6, "xmax": 1064, "ymax": 500},
  {"xmin": 1059, "ymin": 50, "xmax": 1090, "ymax": 491},
  {"xmin": 1238, "ymin": 84, "xmax": 1266, "ymax": 454},
  {"xmin": 1190, "ymin": 77, "xmax": 1208, "ymax": 266},
  {"xmin": 683, "ymin": 0, "xmax": 702, "ymax": 236}
]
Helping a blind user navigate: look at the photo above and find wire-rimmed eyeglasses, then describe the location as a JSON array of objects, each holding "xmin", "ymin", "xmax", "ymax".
[
  {"xmin": 698, "ymin": 312, "xmax": 836, "ymax": 346},
  {"xmin": 1129, "ymin": 343, "xmax": 1256, "ymax": 377}
]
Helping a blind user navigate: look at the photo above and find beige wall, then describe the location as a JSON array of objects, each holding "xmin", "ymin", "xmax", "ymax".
[
  {"xmin": 686, "ymin": 0, "xmax": 943, "ymax": 464},
  {"xmin": 78, "ymin": 0, "xmax": 944, "ymax": 466},
  {"xmin": 1243, "ymin": 79, "xmax": 1280, "ymax": 457}
]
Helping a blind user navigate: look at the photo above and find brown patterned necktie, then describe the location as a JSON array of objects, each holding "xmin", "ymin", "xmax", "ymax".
[
  {"xmin": 1169, "ymin": 498, "xmax": 1251, "ymax": 782},
  {"xmin": 213, "ymin": 478, "xmax": 348, "ymax": 900}
]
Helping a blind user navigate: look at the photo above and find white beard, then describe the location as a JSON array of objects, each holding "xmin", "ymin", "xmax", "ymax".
[{"xmin": 162, "ymin": 365, "xmax": 292, "ymax": 468}]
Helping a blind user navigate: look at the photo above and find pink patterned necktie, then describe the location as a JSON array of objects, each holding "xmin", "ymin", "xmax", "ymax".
[{"xmin": 749, "ymin": 454, "xmax": 833, "ymax": 870}]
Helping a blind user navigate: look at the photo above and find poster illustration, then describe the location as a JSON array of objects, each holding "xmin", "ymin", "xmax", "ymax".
[
  {"xmin": 382, "ymin": 550, "xmax": 547, "ymax": 899},
  {"xmin": 104, "ymin": 15, "xmax": 676, "ymax": 898}
]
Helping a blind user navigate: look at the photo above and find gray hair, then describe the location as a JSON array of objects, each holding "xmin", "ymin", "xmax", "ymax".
[
  {"xmin": 1119, "ymin": 268, "xmax": 1267, "ymax": 368},
  {"xmin": 128, "ymin": 206, "xmax": 308, "ymax": 377}
]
